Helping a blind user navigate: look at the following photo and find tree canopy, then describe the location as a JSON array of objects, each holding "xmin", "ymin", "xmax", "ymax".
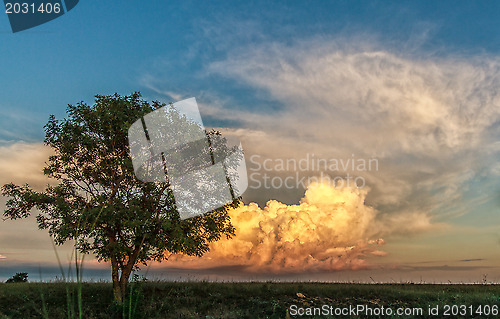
[{"xmin": 1, "ymin": 92, "xmax": 239, "ymax": 302}]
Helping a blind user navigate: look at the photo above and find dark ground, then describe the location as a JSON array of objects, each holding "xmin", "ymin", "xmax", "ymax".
[{"xmin": 0, "ymin": 282, "xmax": 499, "ymax": 318}]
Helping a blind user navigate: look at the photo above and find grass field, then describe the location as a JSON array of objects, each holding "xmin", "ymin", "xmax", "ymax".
[{"xmin": 1, "ymin": 282, "xmax": 500, "ymax": 318}]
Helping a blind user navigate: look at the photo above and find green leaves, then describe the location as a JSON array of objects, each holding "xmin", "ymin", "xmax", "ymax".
[{"xmin": 2, "ymin": 92, "xmax": 237, "ymax": 283}]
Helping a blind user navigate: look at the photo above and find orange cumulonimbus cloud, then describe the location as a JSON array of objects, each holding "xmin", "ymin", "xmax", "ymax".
[{"xmin": 167, "ymin": 181, "xmax": 386, "ymax": 272}]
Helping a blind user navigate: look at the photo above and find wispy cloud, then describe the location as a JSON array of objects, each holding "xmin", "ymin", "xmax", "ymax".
[
  {"xmin": 459, "ymin": 259, "xmax": 485, "ymax": 262},
  {"xmin": 0, "ymin": 107, "xmax": 46, "ymax": 144},
  {"xmin": 204, "ymin": 37, "xmax": 500, "ymax": 226},
  {"xmin": 0, "ymin": 142, "xmax": 53, "ymax": 190}
]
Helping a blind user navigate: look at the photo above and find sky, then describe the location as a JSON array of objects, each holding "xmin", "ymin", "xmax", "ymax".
[{"xmin": 1, "ymin": 1, "xmax": 500, "ymax": 283}]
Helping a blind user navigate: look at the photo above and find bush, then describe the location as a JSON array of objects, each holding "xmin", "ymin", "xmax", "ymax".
[{"xmin": 6, "ymin": 272, "xmax": 28, "ymax": 283}]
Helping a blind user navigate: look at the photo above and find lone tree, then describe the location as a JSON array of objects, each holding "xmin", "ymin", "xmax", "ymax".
[{"xmin": 1, "ymin": 93, "xmax": 238, "ymax": 303}]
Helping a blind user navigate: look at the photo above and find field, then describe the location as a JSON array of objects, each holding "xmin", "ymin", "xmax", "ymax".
[{"xmin": 1, "ymin": 282, "xmax": 500, "ymax": 318}]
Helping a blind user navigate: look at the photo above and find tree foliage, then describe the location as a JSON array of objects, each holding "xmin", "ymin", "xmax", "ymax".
[
  {"xmin": 5, "ymin": 272, "xmax": 28, "ymax": 283},
  {"xmin": 1, "ymin": 92, "xmax": 238, "ymax": 302}
]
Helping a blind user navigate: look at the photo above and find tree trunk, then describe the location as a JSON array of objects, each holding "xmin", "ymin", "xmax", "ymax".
[
  {"xmin": 111, "ymin": 255, "xmax": 123, "ymax": 304},
  {"xmin": 111, "ymin": 246, "xmax": 142, "ymax": 304},
  {"xmin": 119, "ymin": 268, "xmax": 131, "ymax": 304},
  {"xmin": 118, "ymin": 247, "xmax": 141, "ymax": 301},
  {"xmin": 109, "ymin": 238, "xmax": 144, "ymax": 304},
  {"xmin": 112, "ymin": 280, "xmax": 123, "ymax": 304},
  {"xmin": 111, "ymin": 264, "xmax": 130, "ymax": 304}
]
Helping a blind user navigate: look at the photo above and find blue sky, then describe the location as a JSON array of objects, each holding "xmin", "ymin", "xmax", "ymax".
[
  {"xmin": 1, "ymin": 1, "xmax": 499, "ymax": 143},
  {"xmin": 2, "ymin": 1, "xmax": 500, "ymax": 282}
]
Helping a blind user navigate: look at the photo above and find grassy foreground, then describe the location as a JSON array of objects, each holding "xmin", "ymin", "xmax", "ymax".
[{"xmin": 1, "ymin": 282, "xmax": 500, "ymax": 318}]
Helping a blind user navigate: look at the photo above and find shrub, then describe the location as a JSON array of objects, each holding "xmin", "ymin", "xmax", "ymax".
[{"xmin": 6, "ymin": 272, "xmax": 28, "ymax": 283}]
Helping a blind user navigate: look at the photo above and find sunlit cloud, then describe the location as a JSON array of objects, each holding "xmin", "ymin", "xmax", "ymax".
[
  {"xmin": 168, "ymin": 181, "xmax": 441, "ymax": 272},
  {"xmin": 205, "ymin": 38, "xmax": 500, "ymax": 224},
  {"xmin": 0, "ymin": 142, "xmax": 52, "ymax": 191}
]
